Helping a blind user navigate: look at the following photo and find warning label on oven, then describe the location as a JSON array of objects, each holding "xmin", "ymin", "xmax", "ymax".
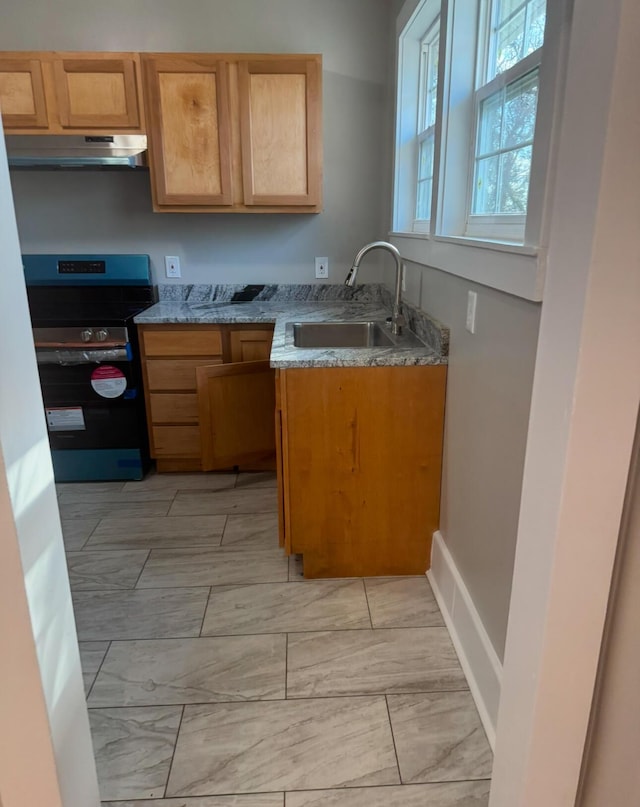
[
  {"xmin": 46, "ymin": 407, "xmax": 86, "ymax": 432},
  {"xmin": 91, "ymin": 365, "xmax": 127, "ymax": 399}
]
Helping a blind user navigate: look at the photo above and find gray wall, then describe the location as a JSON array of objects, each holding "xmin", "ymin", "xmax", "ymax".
[
  {"xmin": 396, "ymin": 261, "xmax": 541, "ymax": 660},
  {"xmin": 3, "ymin": 0, "xmax": 395, "ymax": 285}
]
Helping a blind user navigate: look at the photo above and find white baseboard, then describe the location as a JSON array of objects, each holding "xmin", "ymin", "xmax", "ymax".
[{"xmin": 427, "ymin": 530, "xmax": 503, "ymax": 749}]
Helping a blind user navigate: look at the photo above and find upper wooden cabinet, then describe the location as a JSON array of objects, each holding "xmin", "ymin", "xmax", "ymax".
[
  {"xmin": 142, "ymin": 55, "xmax": 233, "ymax": 207},
  {"xmin": 142, "ymin": 53, "xmax": 322, "ymax": 213},
  {"xmin": 238, "ymin": 58, "xmax": 321, "ymax": 207},
  {"xmin": 0, "ymin": 58, "xmax": 48, "ymax": 129},
  {"xmin": 0, "ymin": 52, "xmax": 145, "ymax": 133}
]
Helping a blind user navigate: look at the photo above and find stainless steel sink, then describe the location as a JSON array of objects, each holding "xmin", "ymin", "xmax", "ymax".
[{"xmin": 290, "ymin": 321, "xmax": 394, "ymax": 348}]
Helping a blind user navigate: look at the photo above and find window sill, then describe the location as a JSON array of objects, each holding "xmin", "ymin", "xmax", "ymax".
[{"xmin": 388, "ymin": 231, "xmax": 546, "ymax": 301}]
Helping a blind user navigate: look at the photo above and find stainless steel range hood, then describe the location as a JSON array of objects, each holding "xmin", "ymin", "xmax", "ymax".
[{"xmin": 5, "ymin": 134, "xmax": 148, "ymax": 169}]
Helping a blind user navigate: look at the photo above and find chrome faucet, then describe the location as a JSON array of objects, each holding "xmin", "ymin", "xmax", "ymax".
[{"xmin": 345, "ymin": 241, "xmax": 406, "ymax": 335}]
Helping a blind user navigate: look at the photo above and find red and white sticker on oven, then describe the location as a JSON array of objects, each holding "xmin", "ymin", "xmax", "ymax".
[{"xmin": 91, "ymin": 365, "xmax": 127, "ymax": 399}]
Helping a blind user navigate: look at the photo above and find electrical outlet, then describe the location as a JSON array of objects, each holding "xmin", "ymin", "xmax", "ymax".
[
  {"xmin": 315, "ymin": 257, "xmax": 329, "ymax": 279},
  {"xmin": 165, "ymin": 256, "xmax": 181, "ymax": 278},
  {"xmin": 466, "ymin": 290, "xmax": 478, "ymax": 334}
]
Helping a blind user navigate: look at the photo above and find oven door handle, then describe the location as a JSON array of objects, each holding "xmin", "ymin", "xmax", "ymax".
[{"xmin": 35, "ymin": 345, "xmax": 132, "ymax": 365}]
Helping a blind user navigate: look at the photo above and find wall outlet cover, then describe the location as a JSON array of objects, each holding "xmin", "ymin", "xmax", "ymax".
[{"xmin": 315, "ymin": 257, "xmax": 329, "ymax": 279}]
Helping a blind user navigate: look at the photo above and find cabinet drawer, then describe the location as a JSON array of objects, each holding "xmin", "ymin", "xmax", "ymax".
[
  {"xmin": 152, "ymin": 425, "xmax": 201, "ymax": 458},
  {"xmin": 146, "ymin": 358, "xmax": 222, "ymax": 391},
  {"xmin": 143, "ymin": 328, "xmax": 223, "ymax": 357},
  {"xmin": 150, "ymin": 393, "xmax": 199, "ymax": 424}
]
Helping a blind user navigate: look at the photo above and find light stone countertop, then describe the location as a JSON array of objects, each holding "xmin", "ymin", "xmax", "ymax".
[{"xmin": 134, "ymin": 300, "xmax": 448, "ymax": 368}]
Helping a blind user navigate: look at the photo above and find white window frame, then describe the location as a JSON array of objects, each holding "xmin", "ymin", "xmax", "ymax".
[
  {"xmin": 466, "ymin": 49, "xmax": 542, "ymax": 240},
  {"xmin": 414, "ymin": 19, "xmax": 440, "ymax": 232},
  {"xmin": 391, "ymin": 0, "xmax": 571, "ymax": 301},
  {"xmin": 465, "ymin": 0, "xmax": 545, "ymax": 241},
  {"xmin": 393, "ymin": 0, "xmax": 442, "ymax": 237}
]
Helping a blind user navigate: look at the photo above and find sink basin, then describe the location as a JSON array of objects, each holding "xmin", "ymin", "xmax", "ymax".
[{"xmin": 291, "ymin": 321, "xmax": 394, "ymax": 348}]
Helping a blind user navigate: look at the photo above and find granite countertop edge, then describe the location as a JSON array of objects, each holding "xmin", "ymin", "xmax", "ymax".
[{"xmin": 134, "ymin": 301, "xmax": 448, "ymax": 367}]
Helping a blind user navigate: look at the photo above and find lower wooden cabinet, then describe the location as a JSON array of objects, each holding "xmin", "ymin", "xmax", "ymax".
[
  {"xmin": 139, "ymin": 323, "xmax": 275, "ymax": 472},
  {"xmin": 276, "ymin": 365, "xmax": 447, "ymax": 577}
]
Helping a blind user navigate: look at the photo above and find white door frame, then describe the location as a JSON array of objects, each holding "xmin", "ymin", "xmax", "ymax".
[{"xmin": 490, "ymin": 0, "xmax": 640, "ymax": 803}]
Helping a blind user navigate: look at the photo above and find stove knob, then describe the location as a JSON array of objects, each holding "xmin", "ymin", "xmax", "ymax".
[
  {"xmin": 95, "ymin": 329, "xmax": 109, "ymax": 342},
  {"xmin": 80, "ymin": 329, "xmax": 94, "ymax": 343}
]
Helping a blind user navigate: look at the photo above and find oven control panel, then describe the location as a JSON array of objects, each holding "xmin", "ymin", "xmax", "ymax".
[
  {"xmin": 33, "ymin": 326, "xmax": 128, "ymax": 347},
  {"xmin": 57, "ymin": 260, "xmax": 106, "ymax": 275}
]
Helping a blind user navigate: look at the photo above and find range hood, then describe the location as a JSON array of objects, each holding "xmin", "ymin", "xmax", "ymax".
[{"xmin": 5, "ymin": 134, "xmax": 148, "ymax": 169}]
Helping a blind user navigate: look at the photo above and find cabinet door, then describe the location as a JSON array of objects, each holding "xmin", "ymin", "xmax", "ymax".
[
  {"xmin": 52, "ymin": 55, "xmax": 142, "ymax": 129},
  {"xmin": 143, "ymin": 55, "xmax": 233, "ymax": 207},
  {"xmin": 0, "ymin": 58, "xmax": 48, "ymax": 129},
  {"xmin": 275, "ymin": 369, "xmax": 289, "ymax": 550},
  {"xmin": 197, "ymin": 360, "xmax": 276, "ymax": 471},
  {"xmin": 238, "ymin": 57, "xmax": 322, "ymax": 207},
  {"xmin": 229, "ymin": 327, "xmax": 273, "ymax": 363}
]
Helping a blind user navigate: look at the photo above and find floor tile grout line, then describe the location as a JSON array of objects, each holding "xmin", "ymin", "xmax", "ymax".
[
  {"xmin": 218, "ymin": 514, "xmax": 230, "ymax": 547},
  {"xmin": 362, "ymin": 578, "xmax": 374, "ymax": 629},
  {"xmin": 85, "ymin": 690, "xmax": 473, "ymax": 710},
  {"xmin": 76, "ymin": 625, "xmax": 451, "ymax": 640},
  {"xmin": 285, "ymin": 633, "xmax": 289, "ymax": 699},
  {"xmin": 75, "ymin": 517, "xmax": 101, "ymax": 551},
  {"xmin": 162, "ymin": 704, "xmax": 185, "ymax": 799},
  {"xmin": 77, "ymin": 541, "xmax": 227, "ymax": 552},
  {"xmin": 84, "ymin": 640, "xmax": 111, "ymax": 701},
  {"xmin": 132, "ymin": 549, "xmax": 153, "ymax": 589},
  {"xmin": 198, "ymin": 587, "xmax": 213, "ymax": 637},
  {"xmin": 384, "ymin": 694, "xmax": 403, "ymax": 785}
]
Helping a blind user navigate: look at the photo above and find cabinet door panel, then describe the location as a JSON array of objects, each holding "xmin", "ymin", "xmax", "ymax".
[
  {"xmin": 53, "ymin": 57, "xmax": 141, "ymax": 129},
  {"xmin": 143, "ymin": 56, "xmax": 233, "ymax": 206},
  {"xmin": 0, "ymin": 58, "xmax": 48, "ymax": 129},
  {"xmin": 239, "ymin": 58, "xmax": 321, "ymax": 206},
  {"xmin": 282, "ymin": 366, "xmax": 447, "ymax": 577},
  {"xmin": 197, "ymin": 360, "xmax": 276, "ymax": 471},
  {"xmin": 229, "ymin": 328, "xmax": 273, "ymax": 363}
]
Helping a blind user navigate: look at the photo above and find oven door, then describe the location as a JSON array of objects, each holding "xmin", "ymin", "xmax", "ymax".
[{"xmin": 36, "ymin": 348, "xmax": 150, "ymax": 480}]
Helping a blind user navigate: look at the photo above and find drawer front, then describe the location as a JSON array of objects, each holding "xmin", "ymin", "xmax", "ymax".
[
  {"xmin": 152, "ymin": 425, "xmax": 201, "ymax": 458},
  {"xmin": 146, "ymin": 358, "xmax": 222, "ymax": 391},
  {"xmin": 143, "ymin": 328, "xmax": 223, "ymax": 357},
  {"xmin": 150, "ymin": 393, "xmax": 199, "ymax": 424}
]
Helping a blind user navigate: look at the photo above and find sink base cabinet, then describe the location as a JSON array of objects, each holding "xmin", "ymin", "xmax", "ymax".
[
  {"xmin": 139, "ymin": 323, "xmax": 275, "ymax": 472},
  {"xmin": 277, "ymin": 365, "xmax": 447, "ymax": 577}
]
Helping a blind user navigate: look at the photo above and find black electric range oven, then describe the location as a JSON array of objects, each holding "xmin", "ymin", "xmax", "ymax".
[{"xmin": 23, "ymin": 254, "xmax": 155, "ymax": 482}]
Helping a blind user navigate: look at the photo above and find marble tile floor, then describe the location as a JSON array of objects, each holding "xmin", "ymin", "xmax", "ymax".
[{"xmin": 61, "ymin": 471, "xmax": 492, "ymax": 806}]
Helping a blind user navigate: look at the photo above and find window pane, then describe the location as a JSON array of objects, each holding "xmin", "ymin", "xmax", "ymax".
[
  {"xmin": 425, "ymin": 35, "xmax": 439, "ymax": 127},
  {"xmin": 416, "ymin": 133, "xmax": 435, "ymax": 220},
  {"xmin": 495, "ymin": 6, "xmax": 526, "ymax": 74},
  {"xmin": 498, "ymin": 145, "xmax": 532, "ymax": 212},
  {"xmin": 502, "ymin": 69, "xmax": 538, "ymax": 149},
  {"xmin": 473, "ymin": 155, "xmax": 499, "ymax": 214},
  {"xmin": 418, "ymin": 134, "xmax": 434, "ymax": 180},
  {"xmin": 525, "ymin": 0, "xmax": 546, "ymax": 54},
  {"xmin": 477, "ymin": 92, "xmax": 503, "ymax": 157},
  {"xmin": 416, "ymin": 178, "xmax": 433, "ymax": 220},
  {"xmin": 489, "ymin": 0, "xmax": 546, "ymax": 79}
]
